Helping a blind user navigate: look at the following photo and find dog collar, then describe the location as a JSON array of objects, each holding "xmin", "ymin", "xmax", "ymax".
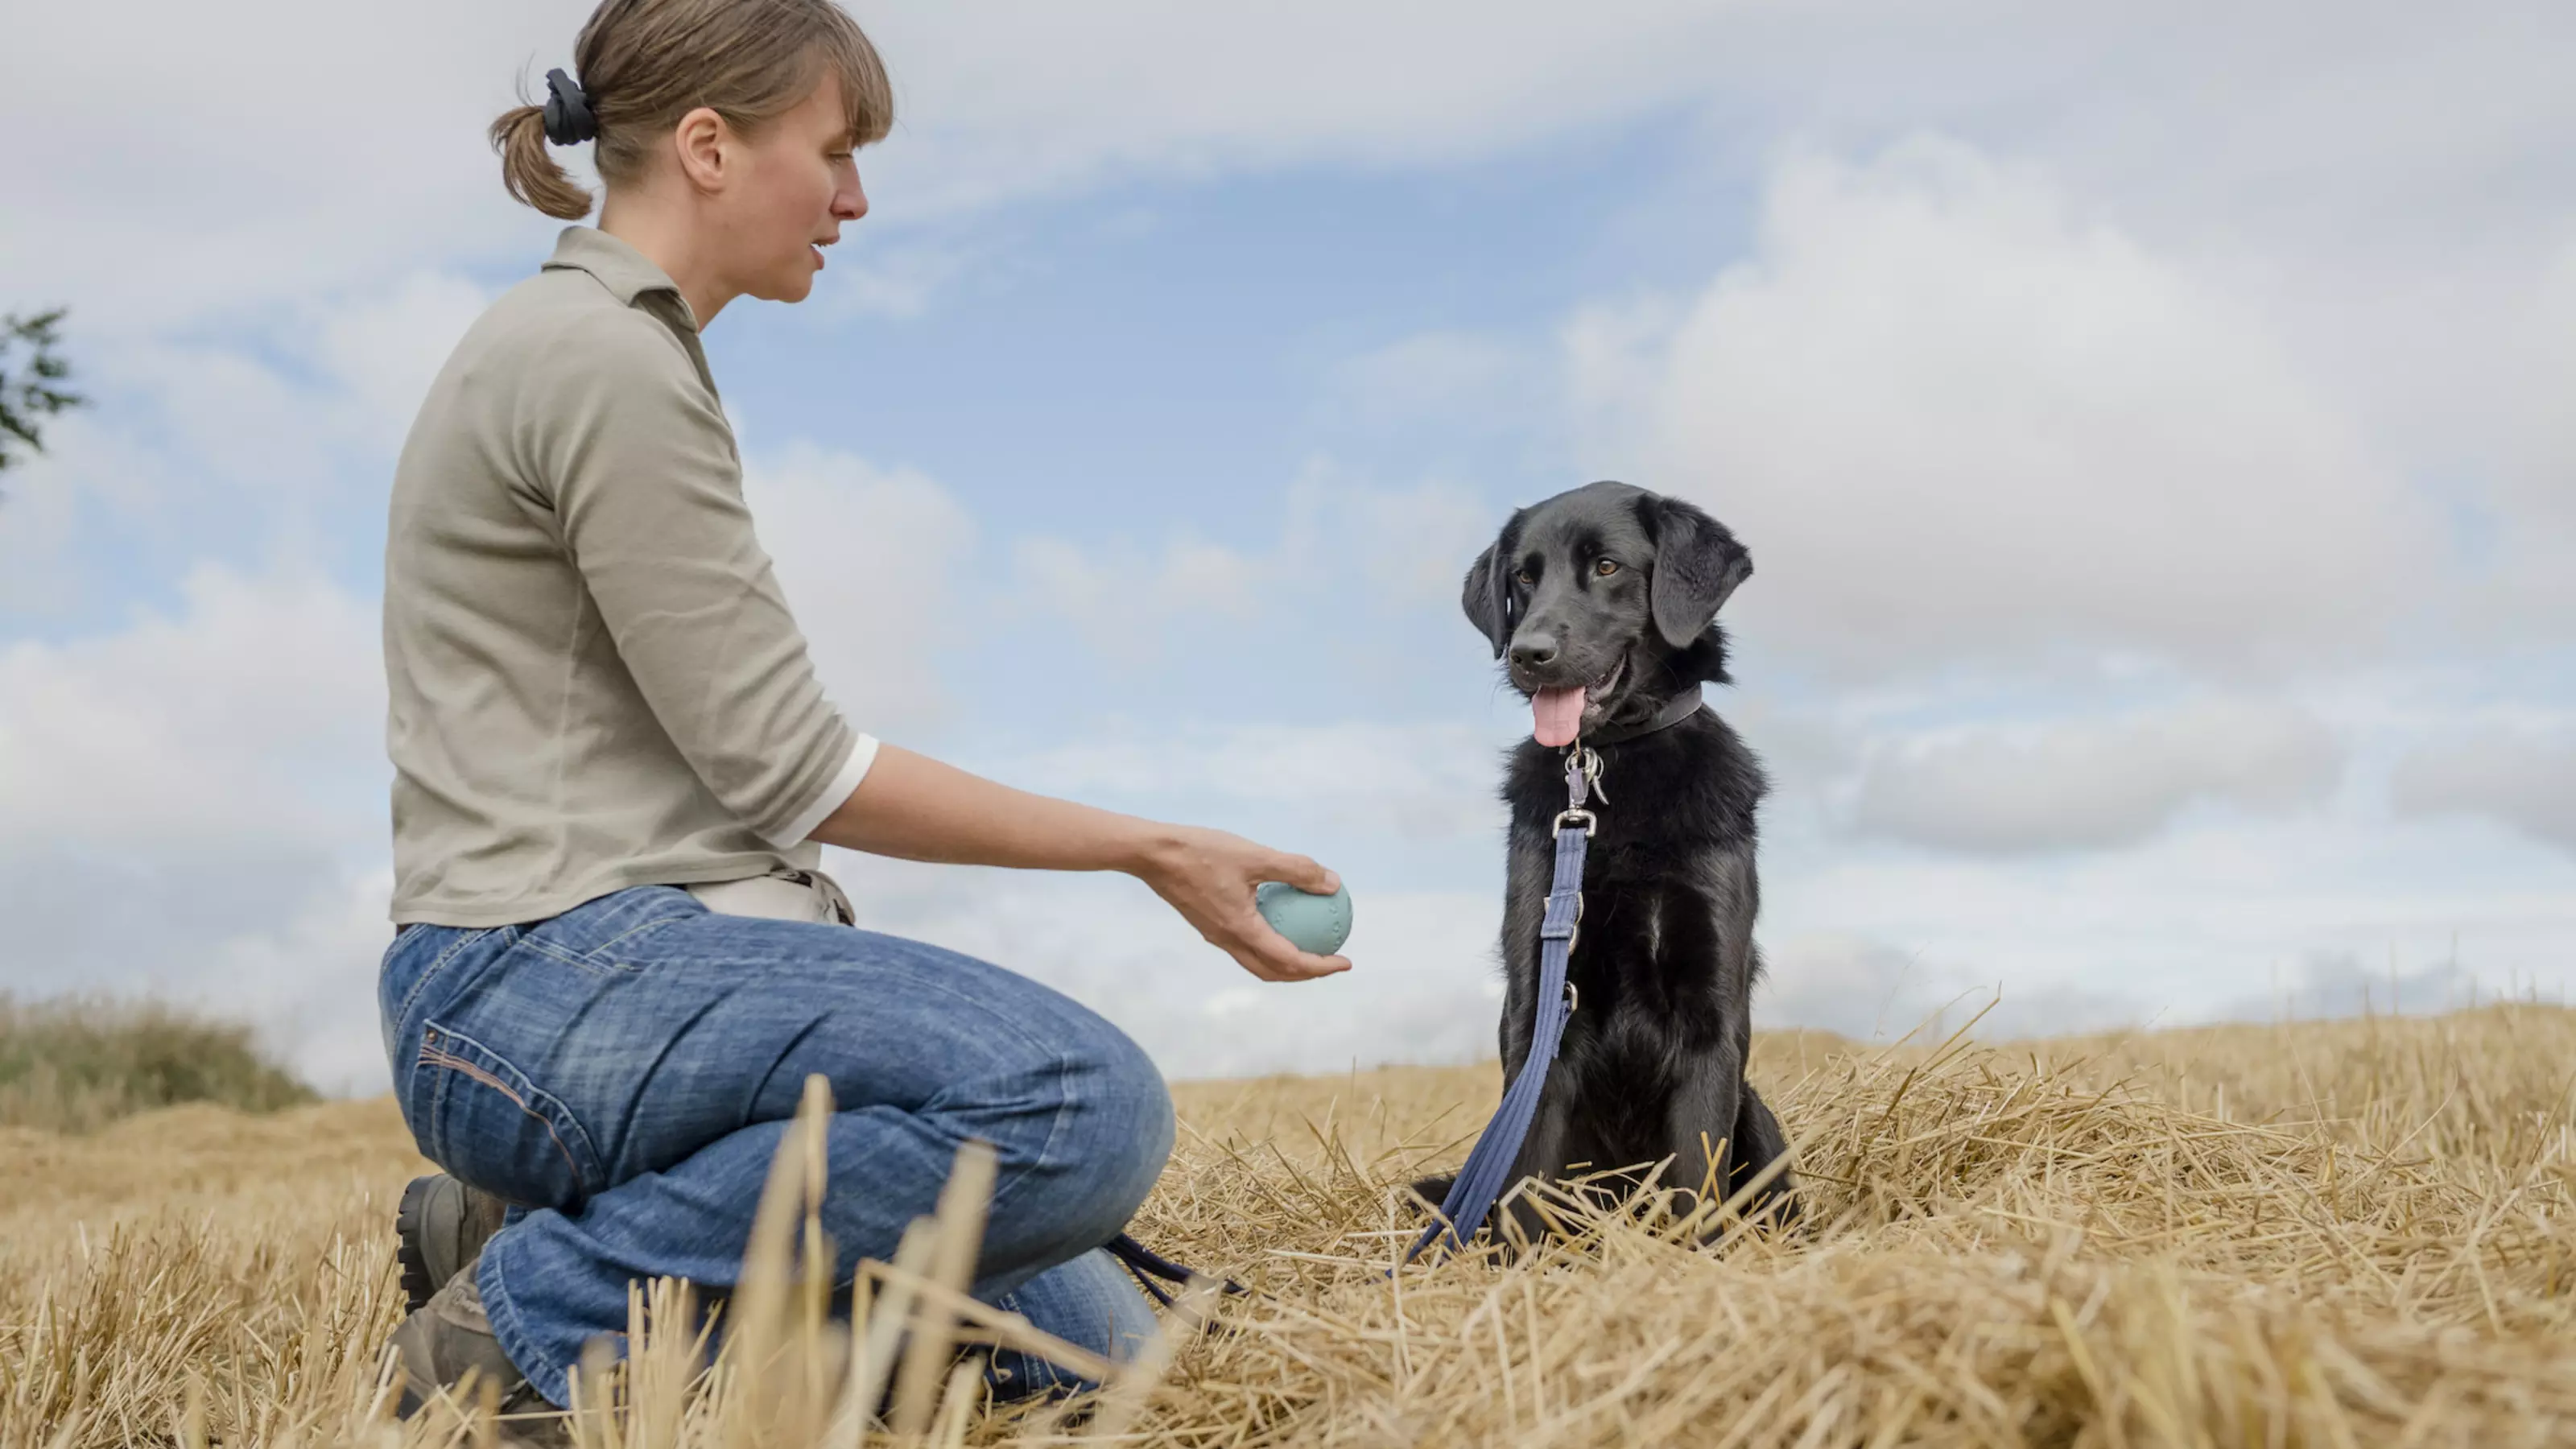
[{"xmin": 1583, "ymin": 684, "xmax": 1705, "ymax": 745}]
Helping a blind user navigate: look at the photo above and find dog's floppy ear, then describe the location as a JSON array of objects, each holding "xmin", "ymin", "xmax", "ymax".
[
  {"xmin": 1645, "ymin": 495, "xmax": 1752, "ymax": 648},
  {"xmin": 1460, "ymin": 519, "xmax": 1519, "ymax": 658},
  {"xmin": 1461, "ymin": 542, "xmax": 1511, "ymax": 658}
]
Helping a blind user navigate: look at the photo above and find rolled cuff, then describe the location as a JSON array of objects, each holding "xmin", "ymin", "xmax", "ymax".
[{"xmin": 766, "ymin": 733, "xmax": 881, "ymax": 848}]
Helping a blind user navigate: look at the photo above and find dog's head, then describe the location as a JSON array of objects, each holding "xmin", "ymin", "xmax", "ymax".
[{"xmin": 1461, "ymin": 480, "xmax": 1751, "ymax": 744}]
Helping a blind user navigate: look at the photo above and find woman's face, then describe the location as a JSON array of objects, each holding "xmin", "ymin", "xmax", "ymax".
[{"xmin": 722, "ymin": 75, "xmax": 868, "ymax": 306}]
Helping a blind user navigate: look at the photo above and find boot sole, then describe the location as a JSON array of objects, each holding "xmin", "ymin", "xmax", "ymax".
[{"xmin": 394, "ymin": 1174, "xmax": 442, "ymax": 1315}]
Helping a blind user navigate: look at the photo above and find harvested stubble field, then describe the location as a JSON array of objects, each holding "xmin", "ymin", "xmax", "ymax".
[{"xmin": 8, "ymin": 1006, "xmax": 2576, "ymax": 1447}]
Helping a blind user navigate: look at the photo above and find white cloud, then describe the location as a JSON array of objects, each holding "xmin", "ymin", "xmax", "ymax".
[
  {"xmin": 2392, "ymin": 724, "xmax": 2576, "ymax": 856},
  {"xmin": 1280, "ymin": 466, "xmax": 1497, "ymax": 609},
  {"xmin": 212, "ymin": 868, "xmax": 407, "ymax": 1096},
  {"xmin": 741, "ymin": 444, "xmax": 980, "ymax": 738},
  {"xmin": 847, "ymin": 2, "xmax": 1756, "ymax": 214},
  {"xmin": 2478, "ymin": 240, "xmax": 2576, "ymax": 625},
  {"xmin": 0, "ymin": 566, "xmax": 392, "ymax": 1088},
  {"xmin": 1009, "ymin": 534, "xmax": 1266, "ymax": 666},
  {"xmin": 12, "ymin": 2, "xmax": 2570, "ymax": 341},
  {"xmin": 2217, "ymin": 949, "xmax": 2489, "ymax": 1025},
  {"xmin": 308, "ymin": 272, "xmax": 493, "ymax": 451},
  {"xmin": 0, "ymin": 565, "xmax": 382, "ymax": 846},
  {"xmin": 2, "ymin": 2, "xmax": 572, "ymax": 328},
  {"xmin": 1323, "ymin": 332, "xmax": 1539, "ymax": 434},
  {"xmin": 1848, "ymin": 698, "xmax": 2343, "ymax": 854},
  {"xmin": 1009, "ymin": 720, "xmax": 1506, "ymax": 845},
  {"xmin": 1587, "ymin": 138, "xmax": 2434, "ymax": 680},
  {"xmin": 1754, "ymin": 799, "xmax": 2576, "ymax": 1032},
  {"xmin": 1752, "ymin": 934, "xmax": 2147, "ymax": 1044}
]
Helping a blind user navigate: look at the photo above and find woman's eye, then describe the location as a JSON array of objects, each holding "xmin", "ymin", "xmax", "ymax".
[{"xmin": 1596, "ymin": 559, "xmax": 1620, "ymax": 576}]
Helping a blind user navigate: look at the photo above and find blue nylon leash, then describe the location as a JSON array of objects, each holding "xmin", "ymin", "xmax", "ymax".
[{"xmin": 1397, "ymin": 747, "xmax": 1599, "ymax": 1269}]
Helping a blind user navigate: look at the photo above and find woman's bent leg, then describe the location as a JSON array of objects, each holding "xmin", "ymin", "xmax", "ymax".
[
  {"xmin": 986, "ymin": 1249, "xmax": 1161, "ymax": 1399},
  {"xmin": 381, "ymin": 887, "xmax": 1176, "ymax": 1407}
]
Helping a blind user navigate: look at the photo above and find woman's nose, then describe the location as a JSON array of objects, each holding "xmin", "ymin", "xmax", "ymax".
[{"xmin": 838, "ymin": 175, "xmax": 869, "ymax": 221}]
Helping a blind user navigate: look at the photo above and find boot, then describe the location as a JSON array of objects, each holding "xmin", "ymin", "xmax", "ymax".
[
  {"xmin": 396, "ymin": 1172, "xmax": 511, "ymax": 1313},
  {"xmin": 385, "ymin": 1267, "xmax": 569, "ymax": 1444}
]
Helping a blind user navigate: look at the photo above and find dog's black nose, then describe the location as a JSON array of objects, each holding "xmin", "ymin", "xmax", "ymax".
[{"xmin": 1509, "ymin": 637, "xmax": 1558, "ymax": 669}]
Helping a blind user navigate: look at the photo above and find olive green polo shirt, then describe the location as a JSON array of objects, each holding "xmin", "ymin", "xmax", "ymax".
[{"xmin": 382, "ymin": 225, "xmax": 875, "ymax": 927}]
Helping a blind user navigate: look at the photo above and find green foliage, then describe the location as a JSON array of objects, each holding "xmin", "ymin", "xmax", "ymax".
[
  {"xmin": 0, "ymin": 993, "xmax": 318, "ymax": 1133},
  {"xmin": 0, "ymin": 307, "xmax": 87, "ymax": 475}
]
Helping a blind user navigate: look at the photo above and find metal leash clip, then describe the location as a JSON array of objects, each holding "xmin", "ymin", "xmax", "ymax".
[{"xmin": 1566, "ymin": 741, "xmax": 1609, "ymax": 803}]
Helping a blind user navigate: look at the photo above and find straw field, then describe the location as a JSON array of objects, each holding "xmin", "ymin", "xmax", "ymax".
[{"xmin": 8, "ymin": 1005, "xmax": 2576, "ymax": 1447}]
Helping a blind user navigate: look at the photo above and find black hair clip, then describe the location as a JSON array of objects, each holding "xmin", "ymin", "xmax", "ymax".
[{"xmin": 542, "ymin": 68, "xmax": 598, "ymax": 146}]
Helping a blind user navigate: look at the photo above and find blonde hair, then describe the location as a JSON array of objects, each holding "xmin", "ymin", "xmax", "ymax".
[{"xmin": 490, "ymin": 0, "xmax": 894, "ymax": 221}]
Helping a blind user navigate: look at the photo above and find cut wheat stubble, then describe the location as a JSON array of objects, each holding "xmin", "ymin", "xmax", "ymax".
[{"xmin": 11, "ymin": 1006, "xmax": 2576, "ymax": 1446}]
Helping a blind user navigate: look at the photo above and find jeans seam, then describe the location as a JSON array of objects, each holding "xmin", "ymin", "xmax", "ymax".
[
  {"xmin": 513, "ymin": 935, "xmax": 613, "ymax": 973},
  {"xmin": 477, "ymin": 1237, "xmax": 569, "ymax": 1409},
  {"xmin": 418, "ymin": 1022, "xmax": 603, "ymax": 1195},
  {"xmin": 576, "ymin": 910, "xmax": 696, "ymax": 968},
  {"xmin": 983, "ymin": 1049, "xmax": 1080, "ymax": 1227},
  {"xmin": 391, "ymin": 924, "xmax": 516, "ymax": 1032}
]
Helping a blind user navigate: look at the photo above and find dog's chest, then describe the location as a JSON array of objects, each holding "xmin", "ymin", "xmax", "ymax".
[{"xmin": 1563, "ymin": 865, "xmax": 1728, "ymax": 1045}]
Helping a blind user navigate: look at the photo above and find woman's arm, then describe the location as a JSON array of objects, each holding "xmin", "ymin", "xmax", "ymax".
[{"xmin": 808, "ymin": 743, "xmax": 1351, "ymax": 983}]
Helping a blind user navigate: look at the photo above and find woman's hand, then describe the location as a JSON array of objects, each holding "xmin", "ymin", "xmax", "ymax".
[
  {"xmin": 813, "ymin": 744, "xmax": 1351, "ymax": 982},
  {"xmin": 1133, "ymin": 826, "xmax": 1351, "ymax": 982}
]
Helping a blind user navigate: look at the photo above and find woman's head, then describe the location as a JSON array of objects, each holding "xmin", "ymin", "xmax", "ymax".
[{"xmin": 491, "ymin": 0, "xmax": 893, "ymax": 306}]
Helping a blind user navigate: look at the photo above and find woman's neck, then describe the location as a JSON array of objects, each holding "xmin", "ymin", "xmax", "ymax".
[{"xmin": 597, "ymin": 196, "xmax": 734, "ymax": 329}]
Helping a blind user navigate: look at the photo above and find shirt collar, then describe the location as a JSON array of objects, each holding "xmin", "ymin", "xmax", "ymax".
[{"xmin": 542, "ymin": 225, "xmax": 699, "ymax": 328}]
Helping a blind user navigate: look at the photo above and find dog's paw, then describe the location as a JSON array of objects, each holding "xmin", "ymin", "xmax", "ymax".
[{"xmin": 1403, "ymin": 1174, "xmax": 1456, "ymax": 1216}]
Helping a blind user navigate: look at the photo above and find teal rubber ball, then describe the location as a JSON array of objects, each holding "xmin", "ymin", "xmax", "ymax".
[{"xmin": 1255, "ymin": 881, "xmax": 1353, "ymax": 956}]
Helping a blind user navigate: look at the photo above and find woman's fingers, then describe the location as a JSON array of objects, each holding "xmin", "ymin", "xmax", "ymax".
[
  {"xmin": 1203, "ymin": 891, "xmax": 1346, "ymax": 981},
  {"xmin": 1269, "ymin": 851, "xmax": 1340, "ymax": 897},
  {"xmin": 1142, "ymin": 826, "xmax": 1349, "ymax": 981}
]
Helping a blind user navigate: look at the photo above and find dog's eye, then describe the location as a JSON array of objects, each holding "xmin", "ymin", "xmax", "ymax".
[
  {"xmin": 1595, "ymin": 559, "xmax": 1620, "ymax": 577},
  {"xmin": 1514, "ymin": 571, "xmax": 1534, "ymax": 588}
]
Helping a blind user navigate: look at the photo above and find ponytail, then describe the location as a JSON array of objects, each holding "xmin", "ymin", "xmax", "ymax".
[{"xmin": 489, "ymin": 103, "xmax": 597, "ymax": 221}]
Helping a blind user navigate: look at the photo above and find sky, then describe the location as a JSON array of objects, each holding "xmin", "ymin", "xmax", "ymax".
[{"xmin": 3, "ymin": 1, "xmax": 2573, "ymax": 1094}]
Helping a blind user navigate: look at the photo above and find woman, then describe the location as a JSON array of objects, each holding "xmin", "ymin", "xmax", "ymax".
[{"xmin": 377, "ymin": 0, "xmax": 1348, "ymax": 1423}]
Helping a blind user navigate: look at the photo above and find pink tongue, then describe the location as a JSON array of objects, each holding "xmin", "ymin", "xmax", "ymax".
[{"xmin": 1533, "ymin": 686, "xmax": 1587, "ymax": 747}]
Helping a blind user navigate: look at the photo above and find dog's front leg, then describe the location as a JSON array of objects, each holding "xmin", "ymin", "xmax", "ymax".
[
  {"xmin": 1660, "ymin": 1042, "xmax": 1746, "ymax": 1228},
  {"xmin": 1662, "ymin": 1047, "xmax": 1795, "ymax": 1237}
]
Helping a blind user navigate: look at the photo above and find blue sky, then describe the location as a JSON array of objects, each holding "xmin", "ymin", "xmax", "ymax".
[{"xmin": 4, "ymin": 1, "xmax": 2574, "ymax": 1092}]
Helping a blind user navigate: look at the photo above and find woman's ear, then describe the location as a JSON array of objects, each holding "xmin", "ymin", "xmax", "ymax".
[
  {"xmin": 1645, "ymin": 496, "xmax": 1752, "ymax": 648},
  {"xmin": 672, "ymin": 105, "xmax": 732, "ymax": 192}
]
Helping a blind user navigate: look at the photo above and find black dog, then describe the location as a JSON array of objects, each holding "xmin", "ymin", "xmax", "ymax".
[{"xmin": 1414, "ymin": 479, "xmax": 1794, "ymax": 1247}]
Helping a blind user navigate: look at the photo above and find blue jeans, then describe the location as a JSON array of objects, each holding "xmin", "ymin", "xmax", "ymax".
[{"xmin": 378, "ymin": 886, "xmax": 1174, "ymax": 1408}]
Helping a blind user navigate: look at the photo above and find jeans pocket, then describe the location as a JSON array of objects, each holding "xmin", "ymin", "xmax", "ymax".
[{"xmin": 409, "ymin": 1019, "xmax": 603, "ymax": 1209}]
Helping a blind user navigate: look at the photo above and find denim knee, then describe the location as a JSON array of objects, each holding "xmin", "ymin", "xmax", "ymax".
[{"xmin": 1053, "ymin": 1026, "xmax": 1176, "ymax": 1246}]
